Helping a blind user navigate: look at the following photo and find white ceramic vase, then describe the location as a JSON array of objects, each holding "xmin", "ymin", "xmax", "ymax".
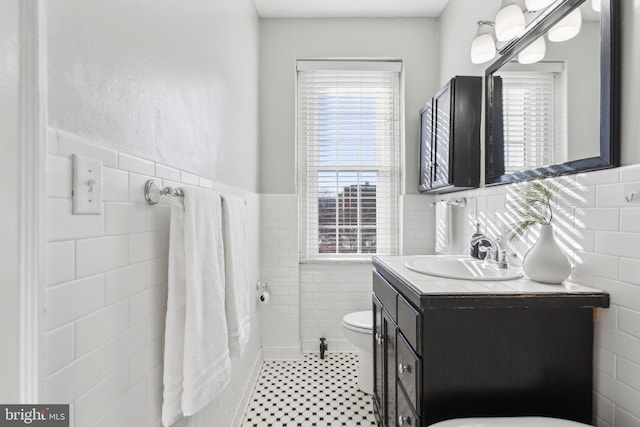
[{"xmin": 523, "ymin": 224, "xmax": 572, "ymax": 284}]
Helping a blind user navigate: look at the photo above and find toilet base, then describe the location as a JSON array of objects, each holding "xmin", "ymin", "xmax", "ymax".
[{"xmin": 356, "ymin": 348, "xmax": 373, "ymax": 395}]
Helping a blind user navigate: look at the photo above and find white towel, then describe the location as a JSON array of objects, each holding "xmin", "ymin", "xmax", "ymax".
[
  {"xmin": 435, "ymin": 201, "xmax": 453, "ymax": 254},
  {"xmin": 222, "ymin": 195, "xmax": 251, "ymax": 359},
  {"xmin": 161, "ymin": 188, "xmax": 231, "ymax": 425},
  {"xmin": 161, "ymin": 197, "xmax": 188, "ymax": 427},
  {"xmin": 182, "ymin": 188, "xmax": 230, "ymax": 416}
]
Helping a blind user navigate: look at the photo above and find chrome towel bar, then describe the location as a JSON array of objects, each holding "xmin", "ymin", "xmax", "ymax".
[
  {"xmin": 144, "ymin": 179, "xmax": 247, "ymax": 206},
  {"xmin": 429, "ymin": 197, "xmax": 467, "ymax": 208}
]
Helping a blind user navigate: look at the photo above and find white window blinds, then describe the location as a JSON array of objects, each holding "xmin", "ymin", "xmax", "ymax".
[
  {"xmin": 297, "ymin": 61, "xmax": 401, "ymax": 261},
  {"xmin": 500, "ymin": 63, "xmax": 566, "ymax": 173}
]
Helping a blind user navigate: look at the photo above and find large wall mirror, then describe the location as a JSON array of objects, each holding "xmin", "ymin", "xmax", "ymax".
[{"xmin": 485, "ymin": 0, "xmax": 619, "ymax": 185}]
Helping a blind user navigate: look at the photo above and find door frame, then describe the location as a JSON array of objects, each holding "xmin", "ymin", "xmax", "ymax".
[{"xmin": 19, "ymin": 0, "xmax": 47, "ymax": 403}]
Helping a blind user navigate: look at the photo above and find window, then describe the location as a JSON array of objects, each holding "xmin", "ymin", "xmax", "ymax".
[
  {"xmin": 499, "ymin": 62, "xmax": 566, "ymax": 173},
  {"xmin": 297, "ymin": 60, "xmax": 401, "ymax": 261}
]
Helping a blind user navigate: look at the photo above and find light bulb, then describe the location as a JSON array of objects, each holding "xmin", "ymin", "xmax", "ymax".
[
  {"xmin": 470, "ymin": 21, "xmax": 496, "ymax": 64},
  {"xmin": 471, "ymin": 34, "xmax": 497, "ymax": 64},
  {"xmin": 495, "ymin": 2, "xmax": 526, "ymax": 42},
  {"xmin": 525, "ymin": 0, "xmax": 556, "ymax": 11},
  {"xmin": 592, "ymin": 0, "xmax": 601, "ymax": 12},
  {"xmin": 548, "ymin": 8, "xmax": 582, "ymax": 42},
  {"xmin": 518, "ymin": 36, "xmax": 546, "ymax": 64}
]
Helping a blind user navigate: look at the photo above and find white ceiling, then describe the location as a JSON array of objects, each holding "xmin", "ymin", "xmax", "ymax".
[
  {"xmin": 253, "ymin": 0, "xmax": 451, "ymax": 18},
  {"xmin": 254, "ymin": 0, "xmax": 602, "ymax": 21}
]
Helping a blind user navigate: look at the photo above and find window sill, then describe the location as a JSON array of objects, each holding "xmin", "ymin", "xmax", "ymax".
[{"xmin": 299, "ymin": 258, "xmax": 375, "ymax": 265}]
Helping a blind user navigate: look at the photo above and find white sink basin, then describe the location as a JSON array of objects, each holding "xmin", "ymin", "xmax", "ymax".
[{"xmin": 405, "ymin": 255, "xmax": 523, "ymax": 281}]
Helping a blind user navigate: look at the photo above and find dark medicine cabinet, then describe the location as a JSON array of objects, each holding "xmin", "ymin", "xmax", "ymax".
[{"xmin": 419, "ymin": 76, "xmax": 482, "ymax": 193}]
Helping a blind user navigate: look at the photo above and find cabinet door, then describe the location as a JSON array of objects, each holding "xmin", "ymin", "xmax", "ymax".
[
  {"xmin": 397, "ymin": 384, "xmax": 420, "ymax": 427},
  {"xmin": 384, "ymin": 309, "xmax": 397, "ymax": 427},
  {"xmin": 433, "ymin": 81, "xmax": 452, "ymax": 189},
  {"xmin": 418, "ymin": 101, "xmax": 434, "ymax": 191},
  {"xmin": 397, "ymin": 332, "xmax": 420, "ymax": 413},
  {"xmin": 373, "ymin": 296, "xmax": 386, "ymax": 424}
]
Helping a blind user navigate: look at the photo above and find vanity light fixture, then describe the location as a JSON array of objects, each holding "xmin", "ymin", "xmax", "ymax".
[
  {"xmin": 470, "ymin": 21, "xmax": 497, "ymax": 64},
  {"xmin": 495, "ymin": 0, "xmax": 526, "ymax": 42},
  {"xmin": 591, "ymin": 0, "xmax": 601, "ymax": 12},
  {"xmin": 518, "ymin": 35, "xmax": 546, "ymax": 64},
  {"xmin": 548, "ymin": 7, "xmax": 582, "ymax": 42},
  {"xmin": 524, "ymin": 0, "xmax": 555, "ymax": 11}
]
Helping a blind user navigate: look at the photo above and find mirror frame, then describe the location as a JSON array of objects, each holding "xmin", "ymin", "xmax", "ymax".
[{"xmin": 484, "ymin": 0, "xmax": 620, "ymax": 185}]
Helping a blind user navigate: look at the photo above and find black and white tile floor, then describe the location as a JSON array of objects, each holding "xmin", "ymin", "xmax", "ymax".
[{"xmin": 241, "ymin": 352, "xmax": 378, "ymax": 427}]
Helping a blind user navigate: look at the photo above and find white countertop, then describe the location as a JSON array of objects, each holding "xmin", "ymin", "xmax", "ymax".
[{"xmin": 374, "ymin": 255, "xmax": 607, "ymax": 297}]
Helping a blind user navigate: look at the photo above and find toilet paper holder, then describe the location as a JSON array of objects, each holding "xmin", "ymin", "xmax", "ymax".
[{"xmin": 256, "ymin": 281, "xmax": 270, "ymax": 304}]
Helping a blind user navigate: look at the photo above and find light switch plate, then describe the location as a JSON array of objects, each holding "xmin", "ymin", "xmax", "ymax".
[{"xmin": 73, "ymin": 154, "xmax": 103, "ymax": 215}]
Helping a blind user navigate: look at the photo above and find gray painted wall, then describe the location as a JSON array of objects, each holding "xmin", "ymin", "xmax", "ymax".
[
  {"xmin": 47, "ymin": 0, "xmax": 260, "ymax": 192},
  {"xmin": 0, "ymin": 0, "xmax": 21, "ymax": 402},
  {"xmin": 259, "ymin": 18, "xmax": 440, "ymax": 194}
]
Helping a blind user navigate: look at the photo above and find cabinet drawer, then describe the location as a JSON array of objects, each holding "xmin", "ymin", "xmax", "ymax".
[
  {"xmin": 397, "ymin": 293, "xmax": 421, "ymax": 351},
  {"xmin": 374, "ymin": 270, "xmax": 397, "ymax": 321},
  {"xmin": 397, "ymin": 333, "xmax": 420, "ymax": 412},
  {"xmin": 396, "ymin": 383, "xmax": 420, "ymax": 427}
]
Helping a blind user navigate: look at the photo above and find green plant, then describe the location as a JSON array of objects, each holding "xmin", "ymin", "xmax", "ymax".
[{"xmin": 508, "ymin": 178, "xmax": 559, "ymax": 240}]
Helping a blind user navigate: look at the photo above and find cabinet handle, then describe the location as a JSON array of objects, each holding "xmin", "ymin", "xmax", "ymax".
[
  {"xmin": 398, "ymin": 363, "xmax": 411, "ymax": 374},
  {"xmin": 398, "ymin": 415, "xmax": 412, "ymax": 426},
  {"xmin": 375, "ymin": 333, "xmax": 385, "ymax": 344}
]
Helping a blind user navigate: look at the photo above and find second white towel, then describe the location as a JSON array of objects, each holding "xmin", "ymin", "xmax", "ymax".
[
  {"xmin": 435, "ymin": 200, "xmax": 453, "ymax": 254},
  {"xmin": 222, "ymin": 195, "xmax": 251, "ymax": 359}
]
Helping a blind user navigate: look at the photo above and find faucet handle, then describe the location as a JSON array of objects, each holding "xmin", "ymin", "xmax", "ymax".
[
  {"xmin": 479, "ymin": 245, "xmax": 494, "ymax": 261},
  {"xmin": 498, "ymin": 250, "xmax": 509, "ymax": 269}
]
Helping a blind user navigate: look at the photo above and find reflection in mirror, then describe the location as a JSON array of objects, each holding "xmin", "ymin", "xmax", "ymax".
[
  {"xmin": 434, "ymin": 85, "xmax": 451, "ymax": 188},
  {"xmin": 494, "ymin": 16, "xmax": 599, "ymax": 172},
  {"xmin": 485, "ymin": 0, "xmax": 619, "ymax": 185}
]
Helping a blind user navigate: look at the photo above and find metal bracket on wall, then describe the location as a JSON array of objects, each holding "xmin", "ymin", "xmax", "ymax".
[{"xmin": 429, "ymin": 197, "xmax": 467, "ymax": 208}]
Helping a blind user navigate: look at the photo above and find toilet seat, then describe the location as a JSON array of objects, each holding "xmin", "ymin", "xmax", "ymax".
[{"xmin": 342, "ymin": 310, "xmax": 372, "ymax": 334}]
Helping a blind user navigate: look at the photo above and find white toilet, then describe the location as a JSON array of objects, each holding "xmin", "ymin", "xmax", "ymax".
[{"xmin": 342, "ymin": 310, "xmax": 373, "ymax": 395}]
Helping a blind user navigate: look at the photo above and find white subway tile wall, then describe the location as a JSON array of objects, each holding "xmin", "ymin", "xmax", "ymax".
[
  {"xmin": 45, "ymin": 129, "xmax": 263, "ymax": 427},
  {"xmin": 402, "ymin": 194, "xmax": 437, "ymax": 256},
  {"xmin": 260, "ymin": 194, "xmax": 436, "ymax": 356},
  {"xmin": 259, "ymin": 195, "xmax": 301, "ymax": 359},
  {"xmin": 300, "ymin": 264, "xmax": 373, "ymax": 352},
  {"xmin": 118, "ymin": 153, "xmax": 156, "ymax": 176},
  {"xmin": 155, "ymin": 163, "xmax": 182, "ymax": 182},
  {"xmin": 438, "ymin": 165, "xmax": 640, "ymax": 426}
]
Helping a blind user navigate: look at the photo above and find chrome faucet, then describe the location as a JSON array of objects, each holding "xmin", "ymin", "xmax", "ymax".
[{"xmin": 470, "ymin": 234, "xmax": 509, "ymax": 269}]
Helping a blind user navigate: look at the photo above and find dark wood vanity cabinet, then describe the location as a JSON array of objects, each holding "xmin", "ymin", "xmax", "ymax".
[
  {"xmin": 372, "ymin": 259, "xmax": 610, "ymax": 427},
  {"xmin": 419, "ymin": 76, "xmax": 481, "ymax": 193},
  {"xmin": 373, "ymin": 271, "xmax": 420, "ymax": 427}
]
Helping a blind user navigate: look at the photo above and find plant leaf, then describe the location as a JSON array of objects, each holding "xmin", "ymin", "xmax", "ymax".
[{"xmin": 507, "ymin": 178, "xmax": 561, "ymax": 240}]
